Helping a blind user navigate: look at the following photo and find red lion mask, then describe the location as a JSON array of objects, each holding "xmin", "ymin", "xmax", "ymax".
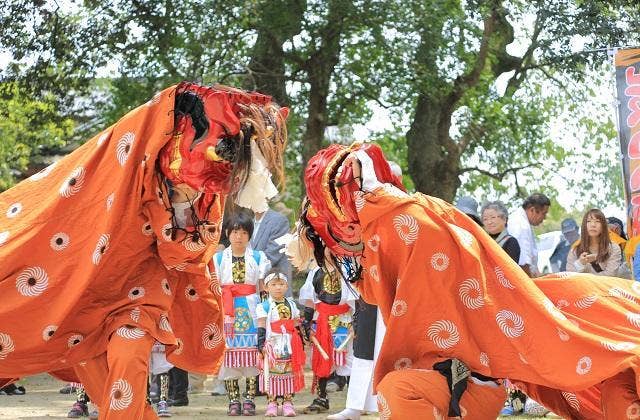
[
  {"xmin": 158, "ymin": 83, "xmax": 288, "ymax": 197},
  {"xmin": 303, "ymin": 142, "xmax": 404, "ymax": 257}
]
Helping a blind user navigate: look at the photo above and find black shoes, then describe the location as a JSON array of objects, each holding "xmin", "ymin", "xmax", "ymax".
[
  {"xmin": 167, "ymin": 397, "xmax": 189, "ymax": 407},
  {"xmin": 59, "ymin": 384, "xmax": 76, "ymax": 394},
  {"xmin": 0, "ymin": 384, "xmax": 26, "ymax": 395},
  {"xmin": 303, "ymin": 397, "xmax": 330, "ymax": 414}
]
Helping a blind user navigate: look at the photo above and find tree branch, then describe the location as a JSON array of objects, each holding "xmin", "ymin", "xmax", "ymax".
[
  {"xmin": 538, "ymin": 66, "xmax": 569, "ymax": 91},
  {"xmin": 457, "ymin": 122, "xmax": 487, "ymax": 154},
  {"xmin": 447, "ymin": 3, "xmax": 501, "ymax": 106},
  {"xmin": 459, "ymin": 162, "xmax": 543, "ymax": 181},
  {"xmin": 504, "ymin": 9, "xmax": 545, "ymax": 95}
]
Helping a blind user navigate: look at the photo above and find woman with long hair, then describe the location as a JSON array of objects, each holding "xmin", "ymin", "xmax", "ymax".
[{"xmin": 566, "ymin": 208, "xmax": 622, "ymax": 276}]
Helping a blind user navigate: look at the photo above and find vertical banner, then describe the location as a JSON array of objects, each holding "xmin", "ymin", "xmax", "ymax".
[{"xmin": 614, "ymin": 49, "xmax": 640, "ymax": 239}]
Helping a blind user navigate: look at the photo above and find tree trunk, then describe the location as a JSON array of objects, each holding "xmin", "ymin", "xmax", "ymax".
[
  {"xmin": 299, "ymin": 0, "xmax": 348, "ymax": 187},
  {"xmin": 301, "ymin": 78, "xmax": 328, "ymax": 170},
  {"xmin": 406, "ymin": 95, "xmax": 461, "ymax": 202},
  {"xmin": 245, "ymin": 33, "xmax": 289, "ymax": 105},
  {"xmin": 243, "ymin": 0, "xmax": 305, "ymax": 105}
]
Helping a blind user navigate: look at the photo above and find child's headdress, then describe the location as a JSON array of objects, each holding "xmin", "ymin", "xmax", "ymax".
[{"xmin": 264, "ymin": 272, "xmax": 288, "ymax": 285}]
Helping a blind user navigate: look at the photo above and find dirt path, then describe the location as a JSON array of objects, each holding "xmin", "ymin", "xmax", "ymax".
[
  {"xmin": 0, "ymin": 373, "xmax": 356, "ymax": 419},
  {"xmin": 0, "ymin": 374, "xmax": 562, "ymax": 419}
]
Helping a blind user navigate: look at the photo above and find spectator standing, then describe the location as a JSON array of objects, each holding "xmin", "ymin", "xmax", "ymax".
[
  {"xmin": 481, "ymin": 201, "xmax": 520, "ymax": 263},
  {"xmin": 251, "ymin": 203, "xmax": 293, "ymax": 297},
  {"xmin": 455, "ymin": 196, "xmax": 482, "ymax": 226},
  {"xmin": 566, "ymin": 209, "xmax": 622, "ymax": 276},
  {"xmin": 507, "ymin": 193, "xmax": 551, "ymax": 277},
  {"xmin": 607, "ymin": 216, "xmax": 628, "ymax": 252},
  {"xmin": 607, "ymin": 216, "xmax": 632, "ymax": 278},
  {"xmin": 549, "ymin": 218, "xmax": 580, "ymax": 272},
  {"xmin": 634, "ymin": 245, "xmax": 640, "ymax": 280},
  {"xmin": 167, "ymin": 368, "xmax": 189, "ymax": 407}
]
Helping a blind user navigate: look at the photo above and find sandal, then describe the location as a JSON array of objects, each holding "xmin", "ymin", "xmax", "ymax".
[{"xmin": 303, "ymin": 397, "xmax": 329, "ymax": 414}]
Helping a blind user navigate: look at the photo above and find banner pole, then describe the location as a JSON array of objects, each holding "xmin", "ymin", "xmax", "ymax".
[{"xmin": 609, "ymin": 48, "xmax": 629, "ymax": 221}]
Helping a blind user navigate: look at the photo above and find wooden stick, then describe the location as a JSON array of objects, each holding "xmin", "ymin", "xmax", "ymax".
[
  {"xmin": 262, "ymin": 351, "xmax": 269, "ymax": 395},
  {"xmin": 310, "ymin": 336, "xmax": 330, "ymax": 360}
]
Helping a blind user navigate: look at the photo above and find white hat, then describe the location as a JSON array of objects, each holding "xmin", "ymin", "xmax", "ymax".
[{"xmin": 264, "ymin": 272, "xmax": 288, "ymax": 285}]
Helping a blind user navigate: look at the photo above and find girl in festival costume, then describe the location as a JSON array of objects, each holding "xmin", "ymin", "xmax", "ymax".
[
  {"xmin": 299, "ymin": 257, "xmax": 357, "ymax": 415},
  {"xmin": 256, "ymin": 271, "xmax": 305, "ymax": 417},
  {"xmin": 149, "ymin": 341, "xmax": 173, "ymax": 417},
  {"xmin": 0, "ymin": 83, "xmax": 288, "ymax": 419},
  {"xmin": 292, "ymin": 142, "xmax": 640, "ymax": 419},
  {"xmin": 213, "ymin": 211, "xmax": 270, "ymax": 416},
  {"xmin": 66, "ymin": 384, "xmax": 99, "ymax": 419}
]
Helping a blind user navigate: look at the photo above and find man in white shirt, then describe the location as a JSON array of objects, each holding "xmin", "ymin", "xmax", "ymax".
[{"xmin": 507, "ymin": 193, "xmax": 551, "ymax": 277}]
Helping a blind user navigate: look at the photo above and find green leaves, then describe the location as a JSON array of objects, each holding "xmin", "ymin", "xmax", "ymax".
[
  {"xmin": 0, "ymin": 0, "xmax": 638, "ymax": 208},
  {"xmin": 0, "ymin": 83, "xmax": 74, "ymax": 190}
]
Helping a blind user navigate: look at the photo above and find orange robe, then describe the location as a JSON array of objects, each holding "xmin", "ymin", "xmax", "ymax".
[
  {"xmin": 356, "ymin": 186, "xmax": 640, "ymax": 419},
  {"xmin": 0, "ymin": 86, "xmax": 224, "ymax": 390}
]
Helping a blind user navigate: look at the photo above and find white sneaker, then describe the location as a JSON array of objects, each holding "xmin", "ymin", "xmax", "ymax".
[
  {"xmin": 326, "ymin": 408, "xmax": 362, "ymax": 420},
  {"xmin": 524, "ymin": 398, "xmax": 550, "ymax": 417}
]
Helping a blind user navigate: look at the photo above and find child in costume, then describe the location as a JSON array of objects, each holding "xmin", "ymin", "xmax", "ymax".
[
  {"xmin": 256, "ymin": 271, "xmax": 305, "ymax": 417},
  {"xmin": 299, "ymin": 262, "xmax": 357, "ymax": 414},
  {"xmin": 66, "ymin": 384, "xmax": 98, "ymax": 419},
  {"xmin": 213, "ymin": 211, "xmax": 270, "ymax": 416},
  {"xmin": 149, "ymin": 341, "xmax": 173, "ymax": 417}
]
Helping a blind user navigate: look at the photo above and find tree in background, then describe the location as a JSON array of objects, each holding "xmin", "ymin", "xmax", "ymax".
[
  {"xmin": 1, "ymin": 0, "xmax": 639, "ymax": 210},
  {"xmin": 0, "ymin": 83, "xmax": 74, "ymax": 189},
  {"xmin": 379, "ymin": 0, "xmax": 639, "ymax": 202}
]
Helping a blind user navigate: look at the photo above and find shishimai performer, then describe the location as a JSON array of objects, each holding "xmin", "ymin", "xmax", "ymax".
[
  {"xmin": 0, "ymin": 82, "xmax": 287, "ymax": 419},
  {"xmin": 293, "ymin": 141, "xmax": 640, "ymax": 419}
]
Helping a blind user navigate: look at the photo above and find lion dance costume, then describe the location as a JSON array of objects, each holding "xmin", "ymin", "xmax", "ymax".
[
  {"xmin": 0, "ymin": 82, "xmax": 287, "ymax": 419},
  {"xmin": 295, "ymin": 142, "xmax": 640, "ymax": 419}
]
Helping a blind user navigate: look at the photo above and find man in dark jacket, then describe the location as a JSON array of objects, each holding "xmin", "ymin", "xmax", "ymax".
[
  {"xmin": 550, "ymin": 218, "xmax": 580, "ymax": 272},
  {"xmin": 250, "ymin": 204, "xmax": 293, "ymax": 296}
]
